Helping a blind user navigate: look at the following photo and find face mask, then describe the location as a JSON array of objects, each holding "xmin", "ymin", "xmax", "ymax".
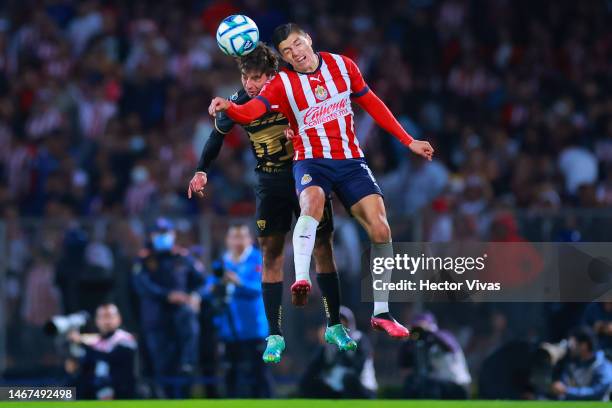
[
  {"xmin": 130, "ymin": 136, "xmax": 146, "ymax": 151},
  {"xmin": 131, "ymin": 166, "xmax": 149, "ymax": 184},
  {"xmin": 152, "ymin": 232, "xmax": 175, "ymax": 251}
]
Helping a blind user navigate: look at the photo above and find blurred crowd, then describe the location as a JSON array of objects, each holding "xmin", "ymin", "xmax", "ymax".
[{"xmin": 0, "ymin": 0, "xmax": 610, "ymax": 223}]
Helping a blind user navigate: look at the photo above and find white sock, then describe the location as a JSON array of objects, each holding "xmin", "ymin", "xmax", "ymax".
[
  {"xmin": 374, "ymin": 301, "xmax": 389, "ymax": 316},
  {"xmin": 372, "ymin": 242, "xmax": 393, "ymax": 316},
  {"xmin": 293, "ymin": 215, "xmax": 319, "ymax": 283}
]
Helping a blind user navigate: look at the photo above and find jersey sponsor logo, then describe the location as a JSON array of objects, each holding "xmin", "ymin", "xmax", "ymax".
[
  {"xmin": 309, "ymin": 75, "xmax": 323, "ymax": 83},
  {"xmin": 257, "ymin": 219, "xmax": 267, "ymax": 230},
  {"xmin": 301, "ymin": 174, "xmax": 312, "ymax": 185},
  {"xmin": 314, "ymin": 85, "xmax": 328, "ymax": 101},
  {"xmin": 302, "ymin": 97, "xmax": 351, "ymax": 128}
]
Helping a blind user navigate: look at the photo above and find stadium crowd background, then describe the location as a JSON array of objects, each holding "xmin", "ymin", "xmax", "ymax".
[{"xmin": 0, "ymin": 0, "xmax": 611, "ymax": 400}]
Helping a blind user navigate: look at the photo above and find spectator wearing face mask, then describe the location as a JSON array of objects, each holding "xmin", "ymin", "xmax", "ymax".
[{"xmin": 132, "ymin": 217, "xmax": 204, "ymax": 397}]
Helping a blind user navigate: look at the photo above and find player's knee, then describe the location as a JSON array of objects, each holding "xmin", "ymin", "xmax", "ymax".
[
  {"xmin": 262, "ymin": 257, "xmax": 283, "ymax": 282},
  {"xmin": 261, "ymin": 237, "xmax": 284, "ymax": 259},
  {"xmin": 313, "ymin": 233, "xmax": 333, "ymax": 258},
  {"xmin": 259, "ymin": 237, "xmax": 284, "ymax": 281},
  {"xmin": 370, "ymin": 219, "xmax": 391, "ymax": 243},
  {"xmin": 313, "ymin": 234, "xmax": 336, "ymax": 273},
  {"xmin": 299, "ymin": 188, "xmax": 325, "ymax": 220}
]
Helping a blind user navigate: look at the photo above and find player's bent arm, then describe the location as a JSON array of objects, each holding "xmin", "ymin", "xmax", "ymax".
[
  {"xmin": 225, "ymin": 97, "xmax": 268, "ymax": 124},
  {"xmin": 196, "ymin": 130, "xmax": 226, "ymax": 173},
  {"xmin": 353, "ymin": 90, "xmax": 414, "ymax": 147}
]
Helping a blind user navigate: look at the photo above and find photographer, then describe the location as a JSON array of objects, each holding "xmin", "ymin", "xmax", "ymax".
[
  {"xmin": 65, "ymin": 304, "xmax": 137, "ymax": 400},
  {"xmin": 299, "ymin": 306, "xmax": 377, "ymax": 399},
  {"xmin": 132, "ymin": 218, "xmax": 204, "ymax": 382},
  {"xmin": 200, "ymin": 222, "xmax": 270, "ymax": 398},
  {"xmin": 399, "ymin": 312, "xmax": 471, "ymax": 399},
  {"xmin": 582, "ymin": 302, "xmax": 612, "ymax": 358},
  {"xmin": 550, "ymin": 326, "xmax": 612, "ymax": 401}
]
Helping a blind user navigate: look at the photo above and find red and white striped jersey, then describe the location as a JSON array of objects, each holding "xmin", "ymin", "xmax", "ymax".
[{"xmin": 257, "ymin": 52, "xmax": 370, "ymax": 161}]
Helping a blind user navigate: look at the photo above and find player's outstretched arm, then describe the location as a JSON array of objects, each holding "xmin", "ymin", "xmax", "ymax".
[
  {"xmin": 208, "ymin": 96, "xmax": 268, "ymax": 124},
  {"xmin": 354, "ymin": 90, "xmax": 434, "ymax": 161},
  {"xmin": 188, "ymin": 127, "xmax": 229, "ymax": 199}
]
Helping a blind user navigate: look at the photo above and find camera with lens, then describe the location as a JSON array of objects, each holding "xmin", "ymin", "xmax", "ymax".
[
  {"xmin": 43, "ymin": 311, "xmax": 90, "ymax": 336},
  {"xmin": 209, "ymin": 260, "xmax": 230, "ymax": 309}
]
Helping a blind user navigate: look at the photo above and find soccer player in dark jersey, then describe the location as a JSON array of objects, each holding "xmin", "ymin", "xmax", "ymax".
[
  {"xmin": 208, "ymin": 24, "xmax": 435, "ymax": 339},
  {"xmin": 188, "ymin": 44, "xmax": 356, "ymax": 363}
]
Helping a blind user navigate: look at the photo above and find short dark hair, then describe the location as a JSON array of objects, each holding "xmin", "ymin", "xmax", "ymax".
[
  {"xmin": 237, "ymin": 43, "xmax": 278, "ymax": 76},
  {"xmin": 272, "ymin": 23, "xmax": 306, "ymax": 52},
  {"xmin": 571, "ymin": 326, "xmax": 598, "ymax": 352}
]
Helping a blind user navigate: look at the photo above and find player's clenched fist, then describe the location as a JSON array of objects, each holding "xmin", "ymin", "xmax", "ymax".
[
  {"xmin": 187, "ymin": 171, "xmax": 208, "ymax": 199},
  {"xmin": 208, "ymin": 97, "xmax": 231, "ymax": 117},
  {"xmin": 408, "ymin": 140, "xmax": 435, "ymax": 161}
]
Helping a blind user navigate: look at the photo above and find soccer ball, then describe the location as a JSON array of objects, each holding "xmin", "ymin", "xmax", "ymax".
[{"xmin": 216, "ymin": 15, "xmax": 259, "ymax": 57}]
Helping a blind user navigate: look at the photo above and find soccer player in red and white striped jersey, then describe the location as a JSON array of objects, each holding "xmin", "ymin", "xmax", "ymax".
[{"xmin": 209, "ymin": 23, "xmax": 434, "ymax": 339}]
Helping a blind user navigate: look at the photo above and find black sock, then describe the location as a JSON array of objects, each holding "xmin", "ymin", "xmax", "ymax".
[
  {"xmin": 262, "ymin": 282, "xmax": 283, "ymax": 336},
  {"xmin": 316, "ymin": 272, "xmax": 341, "ymax": 326},
  {"xmin": 373, "ymin": 311, "xmax": 392, "ymax": 320}
]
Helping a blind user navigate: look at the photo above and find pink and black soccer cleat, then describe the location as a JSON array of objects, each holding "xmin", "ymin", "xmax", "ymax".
[
  {"xmin": 370, "ymin": 315, "xmax": 410, "ymax": 338},
  {"xmin": 291, "ymin": 279, "xmax": 311, "ymax": 307}
]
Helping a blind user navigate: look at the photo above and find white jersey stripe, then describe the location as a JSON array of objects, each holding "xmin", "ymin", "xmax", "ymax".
[
  {"xmin": 320, "ymin": 58, "xmax": 351, "ymax": 159},
  {"xmin": 298, "ymin": 73, "xmax": 332, "ymax": 158},
  {"xmin": 331, "ymin": 54, "xmax": 351, "ymax": 93},
  {"xmin": 331, "ymin": 54, "xmax": 364, "ymax": 157},
  {"xmin": 350, "ymin": 116, "xmax": 364, "ymax": 156},
  {"xmin": 279, "ymin": 71, "xmax": 312, "ymax": 159}
]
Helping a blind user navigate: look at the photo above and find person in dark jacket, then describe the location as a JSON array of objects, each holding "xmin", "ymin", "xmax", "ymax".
[
  {"xmin": 67, "ymin": 303, "xmax": 137, "ymax": 400},
  {"xmin": 299, "ymin": 306, "xmax": 377, "ymax": 399},
  {"xmin": 132, "ymin": 218, "xmax": 204, "ymax": 385},
  {"xmin": 399, "ymin": 311, "xmax": 471, "ymax": 399},
  {"xmin": 582, "ymin": 302, "xmax": 612, "ymax": 358},
  {"xmin": 550, "ymin": 326, "xmax": 612, "ymax": 401}
]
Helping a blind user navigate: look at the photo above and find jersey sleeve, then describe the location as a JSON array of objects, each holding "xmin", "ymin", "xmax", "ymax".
[
  {"xmin": 214, "ymin": 92, "xmax": 239, "ymax": 133},
  {"xmin": 256, "ymin": 75, "xmax": 286, "ymax": 113},
  {"xmin": 214, "ymin": 112, "xmax": 235, "ymax": 134},
  {"xmin": 225, "ymin": 76, "xmax": 287, "ymax": 123},
  {"xmin": 342, "ymin": 55, "xmax": 369, "ymax": 97},
  {"xmin": 195, "ymin": 129, "xmax": 225, "ymax": 172}
]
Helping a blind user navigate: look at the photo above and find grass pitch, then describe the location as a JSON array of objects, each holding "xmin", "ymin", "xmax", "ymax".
[{"xmin": 3, "ymin": 400, "xmax": 610, "ymax": 407}]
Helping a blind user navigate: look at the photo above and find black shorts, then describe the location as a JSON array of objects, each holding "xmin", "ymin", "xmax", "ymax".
[{"xmin": 254, "ymin": 170, "xmax": 334, "ymax": 238}]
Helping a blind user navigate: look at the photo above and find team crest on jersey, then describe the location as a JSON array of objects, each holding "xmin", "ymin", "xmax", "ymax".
[
  {"xmin": 314, "ymin": 85, "xmax": 328, "ymax": 101},
  {"xmin": 229, "ymin": 92, "xmax": 239, "ymax": 101},
  {"xmin": 257, "ymin": 219, "xmax": 266, "ymax": 230},
  {"xmin": 301, "ymin": 174, "xmax": 312, "ymax": 185}
]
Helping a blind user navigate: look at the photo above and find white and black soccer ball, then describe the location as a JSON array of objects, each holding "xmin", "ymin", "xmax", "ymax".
[{"xmin": 216, "ymin": 15, "xmax": 259, "ymax": 57}]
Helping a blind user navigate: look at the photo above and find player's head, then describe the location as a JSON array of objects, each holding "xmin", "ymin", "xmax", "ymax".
[
  {"xmin": 95, "ymin": 303, "xmax": 121, "ymax": 335},
  {"xmin": 272, "ymin": 23, "xmax": 317, "ymax": 73},
  {"xmin": 237, "ymin": 44, "xmax": 278, "ymax": 98},
  {"xmin": 569, "ymin": 326, "xmax": 598, "ymax": 360},
  {"xmin": 225, "ymin": 221, "xmax": 252, "ymax": 255}
]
